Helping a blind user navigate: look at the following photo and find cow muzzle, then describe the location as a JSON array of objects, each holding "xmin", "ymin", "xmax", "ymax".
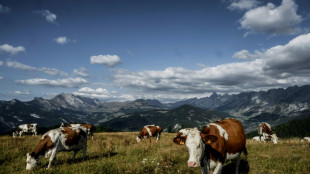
[{"xmin": 188, "ymin": 161, "xmax": 199, "ymax": 167}]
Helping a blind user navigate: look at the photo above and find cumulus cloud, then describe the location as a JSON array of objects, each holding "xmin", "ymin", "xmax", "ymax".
[
  {"xmin": 0, "ymin": 44, "xmax": 25, "ymax": 55},
  {"xmin": 0, "ymin": 76, "xmax": 3, "ymax": 80},
  {"xmin": 240, "ymin": 0, "xmax": 302, "ymax": 36},
  {"xmin": 14, "ymin": 90, "xmax": 30, "ymax": 95},
  {"xmin": 16, "ymin": 78, "xmax": 88, "ymax": 88},
  {"xmin": 232, "ymin": 49, "xmax": 261, "ymax": 59},
  {"xmin": 54, "ymin": 37, "xmax": 68, "ymax": 45},
  {"xmin": 262, "ymin": 33, "xmax": 310, "ymax": 77},
  {"xmin": 73, "ymin": 67, "xmax": 89, "ymax": 77},
  {"xmin": 228, "ymin": 0, "xmax": 259, "ymax": 11},
  {"xmin": 34, "ymin": 10, "xmax": 57, "ymax": 23},
  {"xmin": 90, "ymin": 54, "xmax": 121, "ymax": 67},
  {"xmin": 109, "ymin": 33, "xmax": 310, "ymax": 100},
  {"xmin": 73, "ymin": 87, "xmax": 135, "ymax": 101},
  {"xmin": 0, "ymin": 4, "xmax": 10, "ymax": 13},
  {"xmin": 54, "ymin": 36, "xmax": 76, "ymax": 45},
  {"xmin": 6, "ymin": 60, "xmax": 69, "ymax": 76}
]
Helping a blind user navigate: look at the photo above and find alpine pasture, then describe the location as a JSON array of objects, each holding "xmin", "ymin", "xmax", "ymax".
[{"xmin": 0, "ymin": 132, "xmax": 310, "ymax": 174}]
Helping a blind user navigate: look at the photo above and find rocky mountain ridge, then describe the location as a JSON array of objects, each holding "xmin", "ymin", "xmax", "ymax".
[{"xmin": 1, "ymin": 85, "xmax": 310, "ymax": 134}]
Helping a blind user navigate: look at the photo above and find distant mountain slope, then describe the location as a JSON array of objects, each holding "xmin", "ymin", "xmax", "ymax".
[
  {"xmin": 0, "ymin": 94, "xmax": 163, "ymax": 134},
  {"xmin": 1, "ymin": 85, "xmax": 310, "ymax": 134},
  {"xmin": 101, "ymin": 105, "xmax": 230, "ymax": 131}
]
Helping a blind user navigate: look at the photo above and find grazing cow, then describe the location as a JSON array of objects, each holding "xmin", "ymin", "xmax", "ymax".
[
  {"xmin": 300, "ymin": 137, "xmax": 310, "ymax": 143},
  {"xmin": 26, "ymin": 126, "xmax": 87, "ymax": 170},
  {"xmin": 60, "ymin": 123, "xmax": 94, "ymax": 140},
  {"xmin": 173, "ymin": 118, "xmax": 247, "ymax": 174},
  {"xmin": 136, "ymin": 125, "xmax": 162, "ymax": 142},
  {"xmin": 257, "ymin": 122, "xmax": 278, "ymax": 144},
  {"xmin": 13, "ymin": 124, "xmax": 38, "ymax": 137}
]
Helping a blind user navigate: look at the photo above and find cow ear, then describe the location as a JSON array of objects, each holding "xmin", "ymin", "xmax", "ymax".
[
  {"xmin": 202, "ymin": 135, "xmax": 218, "ymax": 144},
  {"xmin": 173, "ymin": 136, "xmax": 187, "ymax": 145}
]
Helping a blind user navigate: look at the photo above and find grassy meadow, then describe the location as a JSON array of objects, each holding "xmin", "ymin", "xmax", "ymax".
[{"xmin": 0, "ymin": 132, "xmax": 310, "ymax": 174}]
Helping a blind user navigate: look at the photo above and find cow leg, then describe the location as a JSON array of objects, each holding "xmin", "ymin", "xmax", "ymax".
[
  {"xmin": 72, "ymin": 150, "xmax": 78, "ymax": 159},
  {"xmin": 156, "ymin": 133, "xmax": 160, "ymax": 142},
  {"xmin": 82, "ymin": 145, "xmax": 87, "ymax": 160},
  {"xmin": 47, "ymin": 149, "xmax": 57, "ymax": 169},
  {"xmin": 200, "ymin": 159, "xmax": 208, "ymax": 174},
  {"xmin": 234, "ymin": 156, "xmax": 240, "ymax": 174},
  {"xmin": 212, "ymin": 162, "xmax": 223, "ymax": 174}
]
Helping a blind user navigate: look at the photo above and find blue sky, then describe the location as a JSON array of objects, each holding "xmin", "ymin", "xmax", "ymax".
[{"xmin": 1, "ymin": 0, "xmax": 310, "ymax": 102}]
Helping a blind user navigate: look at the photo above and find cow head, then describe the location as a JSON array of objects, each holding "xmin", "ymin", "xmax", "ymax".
[
  {"xmin": 136, "ymin": 136, "xmax": 141, "ymax": 143},
  {"xmin": 173, "ymin": 128, "xmax": 204, "ymax": 168},
  {"xmin": 26, "ymin": 153, "xmax": 37, "ymax": 170}
]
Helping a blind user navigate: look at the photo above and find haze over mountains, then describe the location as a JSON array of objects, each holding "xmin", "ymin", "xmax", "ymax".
[{"xmin": 1, "ymin": 85, "xmax": 310, "ymax": 134}]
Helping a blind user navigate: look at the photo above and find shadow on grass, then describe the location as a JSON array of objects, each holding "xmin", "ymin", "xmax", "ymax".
[{"xmin": 222, "ymin": 159, "xmax": 250, "ymax": 174}]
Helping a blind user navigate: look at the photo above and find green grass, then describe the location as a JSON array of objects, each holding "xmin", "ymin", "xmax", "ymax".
[{"xmin": 0, "ymin": 133, "xmax": 310, "ymax": 173}]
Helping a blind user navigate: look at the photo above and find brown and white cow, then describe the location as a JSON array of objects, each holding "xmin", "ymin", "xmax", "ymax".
[
  {"xmin": 136, "ymin": 125, "xmax": 162, "ymax": 142},
  {"xmin": 13, "ymin": 123, "xmax": 38, "ymax": 137},
  {"xmin": 173, "ymin": 118, "xmax": 247, "ymax": 174},
  {"xmin": 257, "ymin": 122, "xmax": 278, "ymax": 144},
  {"xmin": 60, "ymin": 123, "xmax": 94, "ymax": 140},
  {"xmin": 26, "ymin": 126, "xmax": 87, "ymax": 170}
]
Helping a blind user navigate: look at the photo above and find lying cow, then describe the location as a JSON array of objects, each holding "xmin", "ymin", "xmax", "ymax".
[
  {"xmin": 173, "ymin": 118, "xmax": 247, "ymax": 174},
  {"xmin": 252, "ymin": 136, "xmax": 264, "ymax": 142},
  {"xmin": 257, "ymin": 122, "xmax": 278, "ymax": 144},
  {"xmin": 26, "ymin": 126, "xmax": 87, "ymax": 170},
  {"xmin": 60, "ymin": 123, "xmax": 94, "ymax": 140},
  {"xmin": 301, "ymin": 137, "xmax": 310, "ymax": 143},
  {"xmin": 13, "ymin": 123, "xmax": 38, "ymax": 137},
  {"xmin": 136, "ymin": 125, "xmax": 162, "ymax": 142}
]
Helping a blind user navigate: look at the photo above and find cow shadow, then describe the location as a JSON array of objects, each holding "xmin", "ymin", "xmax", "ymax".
[{"xmin": 222, "ymin": 159, "xmax": 250, "ymax": 174}]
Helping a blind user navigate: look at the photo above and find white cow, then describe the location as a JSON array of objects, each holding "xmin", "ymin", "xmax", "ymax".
[
  {"xmin": 26, "ymin": 126, "xmax": 87, "ymax": 170},
  {"xmin": 13, "ymin": 124, "xmax": 37, "ymax": 137}
]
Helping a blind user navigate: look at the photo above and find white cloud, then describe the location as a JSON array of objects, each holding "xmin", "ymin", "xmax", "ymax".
[
  {"xmin": 16, "ymin": 78, "xmax": 88, "ymax": 88},
  {"xmin": 90, "ymin": 54, "xmax": 121, "ymax": 67},
  {"xmin": 0, "ymin": 4, "xmax": 10, "ymax": 13},
  {"xmin": 73, "ymin": 67, "xmax": 89, "ymax": 77},
  {"xmin": 54, "ymin": 36, "xmax": 68, "ymax": 45},
  {"xmin": 228, "ymin": 0, "xmax": 259, "ymax": 11},
  {"xmin": 14, "ymin": 90, "xmax": 30, "ymax": 95},
  {"xmin": 73, "ymin": 87, "xmax": 134, "ymax": 101},
  {"xmin": 240, "ymin": 0, "xmax": 302, "ymax": 36},
  {"xmin": 262, "ymin": 33, "xmax": 310, "ymax": 77},
  {"xmin": 34, "ymin": 10, "xmax": 57, "ymax": 23},
  {"xmin": 109, "ymin": 33, "xmax": 310, "ymax": 100},
  {"xmin": 6, "ymin": 60, "xmax": 69, "ymax": 76},
  {"xmin": 0, "ymin": 44, "xmax": 25, "ymax": 55},
  {"xmin": 0, "ymin": 76, "xmax": 3, "ymax": 80},
  {"xmin": 0, "ymin": 60, "xmax": 3, "ymax": 66},
  {"xmin": 232, "ymin": 49, "xmax": 261, "ymax": 59}
]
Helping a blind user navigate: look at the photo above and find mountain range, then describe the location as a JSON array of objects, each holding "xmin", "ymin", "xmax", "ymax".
[{"xmin": 1, "ymin": 85, "xmax": 310, "ymax": 134}]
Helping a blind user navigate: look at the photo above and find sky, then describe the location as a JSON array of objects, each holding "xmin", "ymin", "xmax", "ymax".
[{"xmin": 0, "ymin": 0, "xmax": 310, "ymax": 102}]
